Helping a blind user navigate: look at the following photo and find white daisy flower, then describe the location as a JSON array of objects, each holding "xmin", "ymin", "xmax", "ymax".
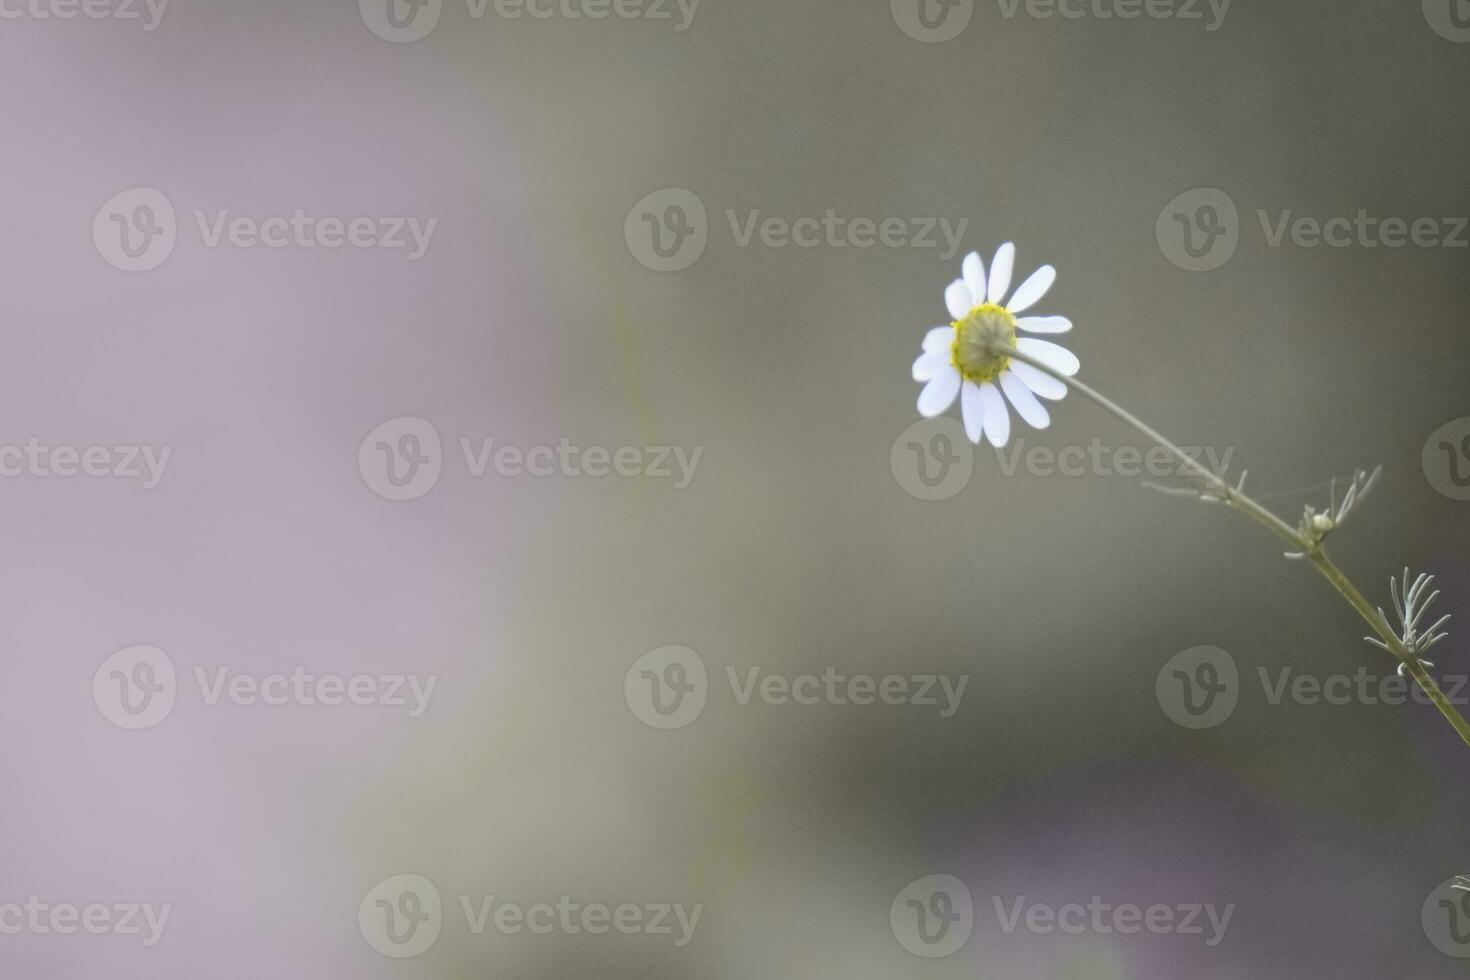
[{"xmin": 911, "ymin": 242, "xmax": 1080, "ymax": 446}]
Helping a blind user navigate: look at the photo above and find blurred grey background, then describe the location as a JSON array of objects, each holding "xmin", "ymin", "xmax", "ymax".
[{"xmin": 1, "ymin": 0, "xmax": 1468, "ymax": 976}]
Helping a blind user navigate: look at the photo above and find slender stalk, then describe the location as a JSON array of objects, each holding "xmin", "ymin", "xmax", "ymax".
[
  {"xmin": 999, "ymin": 343, "xmax": 1470, "ymax": 749},
  {"xmin": 1308, "ymin": 551, "xmax": 1470, "ymax": 747}
]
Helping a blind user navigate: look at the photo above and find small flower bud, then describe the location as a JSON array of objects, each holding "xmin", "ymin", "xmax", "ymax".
[{"xmin": 1311, "ymin": 513, "xmax": 1334, "ymax": 534}]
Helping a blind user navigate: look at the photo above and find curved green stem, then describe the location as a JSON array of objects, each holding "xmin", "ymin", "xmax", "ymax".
[
  {"xmin": 1308, "ymin": 551, "xmax": 1470, "ymax": 748},
  {"xmin": 999, "ymin": 344, "xmax": 1470, "ymax": 750}
]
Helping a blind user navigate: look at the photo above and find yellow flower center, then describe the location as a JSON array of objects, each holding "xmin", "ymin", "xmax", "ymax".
[{"xmin": 952, "ymin": 303, "xmax": 1017, "ymax": 384}]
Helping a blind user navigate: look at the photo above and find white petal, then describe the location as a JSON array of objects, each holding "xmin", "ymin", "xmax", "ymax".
[
  {"xmin": 978, "ymin": 381, "xmax": 1010, "ymax": 448},
  {"xmin": 917, "ymin": 366, "xmax": 961, "ymax": 418},
  {"xmin": 923, "ymin": 325, "xmax": 956, "ymax": 352},
  {"xmin": 961, "ymin": 381, "xmax": 984, "ymax": 444},
  {"xmin": 1016, "ymin": 338, "xmax": 1080, "ymax": 377},
  {"xmin": 944, "ymin": 280, "xmax": 973, "ymax": 321},
  {"xmin": 912, "ymin": 349, "xmax": 949, "ymax": 382},
  {"xmin": 962, "ymin": 251, "xmax": 987, "ymax": 302},
  {"xmin": 1005, "ymin": 265, "xmax": 1055, "ymax": 314},
  {"xmin": 987, "ymin": 242, "xmax": 1015, "ymax": 305},
  {"xmin": 1009, "ymin": 361, "xmax": 1068, "ymax": 401},
  {"xmin": 1000, "ymin": 370, "xmax": 1051, "ymax": 430},
  {"xmin": 1017, "ymin": 316, "xmax": 1072, "ymax": 334}
]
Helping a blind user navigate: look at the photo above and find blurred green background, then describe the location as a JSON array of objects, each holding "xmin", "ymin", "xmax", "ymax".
[{"xmin": 1, "ymin": 0, "xmax": 1468, "ymax": 976}]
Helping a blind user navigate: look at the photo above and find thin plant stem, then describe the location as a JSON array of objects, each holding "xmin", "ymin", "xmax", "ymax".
[
  {"xmin": 1307, "ymin": 550, "xmax": 1470, "ymax": 748},
  {"xmin": 998, "ymin": 343, "xmax": 1470, "ymax": 750}
]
